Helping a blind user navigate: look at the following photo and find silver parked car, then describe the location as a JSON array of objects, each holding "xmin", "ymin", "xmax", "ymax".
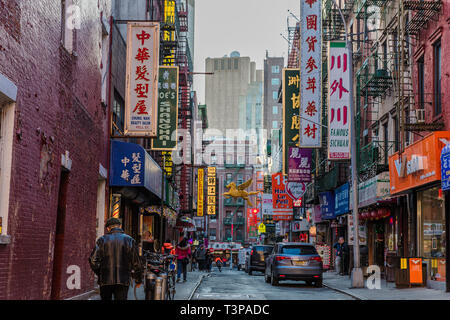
[{"xmin": 264, "ymin": 242, "xmax": 323, "ymax": 287}]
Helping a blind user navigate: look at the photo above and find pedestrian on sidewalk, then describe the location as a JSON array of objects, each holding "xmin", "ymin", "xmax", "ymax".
[
  {"xmin": 196, "ymin": 244, "xmax": 207, "ymax": 271},
  {"xmin": 89, "ymin": 218, "xmax": 143, "ymax": 300},
  {"xmin": 333, "ymin": 236, "xmax": 350, "ymax": 275},
  {"xmin": 176, "ymin": 235, "xmax": 191, "ymax": 282},
  {"xmin": 206, "ymin": 248, "xmax": 213, "ymax": 272}
]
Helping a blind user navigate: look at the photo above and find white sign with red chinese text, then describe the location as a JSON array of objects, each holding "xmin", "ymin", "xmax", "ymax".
[
  {"xmin": 299, "ymin": 0, "xmax": 322, "ymax": 148},
  {"xmin": 328, "ymin": 42, "xmax": 351, "ymax": 159},
  {"xmin": 125, "ymin": 22, "xmax": 160, "ymax": 136}
]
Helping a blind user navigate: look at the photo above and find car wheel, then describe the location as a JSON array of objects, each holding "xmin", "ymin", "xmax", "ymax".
[
  {"xmin": 306, "ymin": 280, "xmax": 313, "ymax": 286},
  {"xmin": 271, "ymin": 270, "xmax": 278, "ymax": 286},
  {"xmin": 264, "ymin": 269, "xmax": 271, "ymax": 283},
  {"xmin": 314, "ymin": 278, "xmax": 323, "ymax": 288}
]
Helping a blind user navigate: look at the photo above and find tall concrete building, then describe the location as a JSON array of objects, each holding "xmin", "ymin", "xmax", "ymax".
[
  {"xmin": 205, "ymin": 52, "xmax": 263, "ymax": 134},
  {"xmin": 263, "ymin": 54, "xmax": 284, "ymax": 173}
]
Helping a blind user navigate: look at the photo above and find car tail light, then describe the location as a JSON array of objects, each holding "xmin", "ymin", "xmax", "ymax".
[
  {"xmin": 276, "ymin": 256, "xmax": 290, "ymax": 261},
  {"xmin": 309, "ymin": 256, "xmax": 322, "ymax": 262},
  {"xmin": 251, "ymin": 250, "xmax": 254, "ymax": 255},
  {"xmin": 279, "ymin": 275, "xmax": 286, "ymax": 278}
]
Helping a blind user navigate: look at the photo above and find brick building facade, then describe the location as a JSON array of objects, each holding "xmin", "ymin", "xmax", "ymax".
[{"xmin": 0, "ymin": 1, "xmax": 111, "ymax": 299}]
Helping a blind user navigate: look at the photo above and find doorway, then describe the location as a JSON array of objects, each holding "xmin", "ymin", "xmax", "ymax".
[{"xmin": 50, "ymin": 169, "xmax": 70, "ymax": 299}]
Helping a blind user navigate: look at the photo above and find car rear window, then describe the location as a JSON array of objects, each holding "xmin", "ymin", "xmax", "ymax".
[
  {"xmin": 255, "ymin": 246, "xmax": 273, "ymax": 254},
  {"xmin": 280, "ymin": 246, "xmax": 317, "ymax": 255}
]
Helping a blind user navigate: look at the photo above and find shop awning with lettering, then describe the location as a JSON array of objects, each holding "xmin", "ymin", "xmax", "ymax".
[{"xmin": 110, "ymin": 140, "xmax": 162, "ymax": 198}]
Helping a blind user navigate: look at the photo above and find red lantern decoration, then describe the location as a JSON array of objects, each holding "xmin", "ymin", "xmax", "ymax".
[{"xmin": 370, "ymin": 210, "xmax": 377, "ymax": 220}]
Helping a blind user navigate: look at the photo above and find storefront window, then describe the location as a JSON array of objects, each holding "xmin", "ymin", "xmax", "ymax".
[{"xmin": 418, "ymin": 186, "xmax": 446, "ymax": 282}]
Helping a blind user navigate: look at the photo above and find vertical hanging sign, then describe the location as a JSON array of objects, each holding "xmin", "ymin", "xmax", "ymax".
[
  {"xmin": 282, "ymin": 68, "xmax": 301, "ymax": 175},
  {"xmin": 328, "ymin": 42, "xmax": 351, "ymax": 159},
  {"xmin": 197, "ymin": 169, "xmax": 204, "ymax": 217},
  {"xmin": 207, "ymin": 167, "xmax": 216, "ymax": 215},
  {"xmin": 152, "ymin": 66, "xmax": 179, "ymax": 150},
  {"xmin": 125, "ymin": 22, "xmax": 160, "ymax": 136},
  {"xmin": 299, "ymin": 0, "xmax": 322, "ymax": 147}
]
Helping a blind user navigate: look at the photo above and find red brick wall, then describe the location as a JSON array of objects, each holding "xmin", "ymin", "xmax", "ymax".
[
  {"xmin": 0, "ymin": 0, "xmax": 111, "ymax": 299},
  {"xmin": 411, "ymin": 2, "xmax": 450, "ymax": 138}
]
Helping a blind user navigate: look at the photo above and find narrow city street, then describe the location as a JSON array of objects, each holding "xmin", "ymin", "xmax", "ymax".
[{"xmin": 191, "ymin": 268, "xmax": 354, "ymax": 300}]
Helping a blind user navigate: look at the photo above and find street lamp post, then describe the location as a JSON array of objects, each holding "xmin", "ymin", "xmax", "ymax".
[{"xmin": 328, "ymin": 0, "xmax": 364, "ymax": 287}]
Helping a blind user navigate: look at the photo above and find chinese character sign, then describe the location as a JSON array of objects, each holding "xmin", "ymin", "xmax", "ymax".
[
  {"xmin": 110, "ymin": 142, "xmax": 145, "ymax": 187},
  {"xmin": 272, "ymin": 173, "xmax": 294, "ymax": 209},
  {"xmin": 328, "ymin": 42, "xmax": 351, "ymax": 159},
  {"xmin": 319, "ymin": 191, "xmax": 335, "ymax": 220},
  {"xmin": 441, "ymin": 144, "xmax": 450, "ymax": 191},
  {"xmin": 125, "ymin": 22, "xmax": 160, "ymax": 136},
  {"xmin": 197, "ymin": 169, "xmax": 204, "ymax": 217},
  {"xmin": 247, "ymin": 208, "xmax": 258, "ymax": 239},
  {"xmin": 283, "ymin": 68, "xmax": 301, "ymax": 175},
  {"xmin": 207, "ymin": 167, "xmax": 216, "ymax": 215},
  {"xmin": 152, "ymin": 66, "xmax": 179, "ymax": 150},
  {"xmin": 288, "ymin": 147, "xmax": 312, "ymax": 183},
  {"xmin": 300, "ymin": 0, "xmax": 322, "ymax": 148}
]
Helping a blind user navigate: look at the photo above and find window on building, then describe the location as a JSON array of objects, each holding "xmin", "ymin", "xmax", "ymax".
[
  {"xmin": 210, "ymin": 228, "xmax": 216, "ymax": 237},
  {"xmin": 272, "ymin": 121, "xmax": 278, "ymax": 129},
  {"xmin": 418, "ymin": 186, "xmax": 446, "ymax": 282},
  {"xmin": 272, "ymin": 91, "xmax": 278, "ymax": 100},
  {"xmin": 226, "ymin": 173, "xmax": 232, "ymax": 182},
  {"xmin": 0, "ymin": 102, "xmax": 16, "ymax": 236},
  {"xmin": 393, "ymin": 115, "xmax": 399, "ymax": 152},
  {"xmin": 113, "ymin": 90, "xmax": 125, "ymax": 135},
  {"xmin": 271, "ymin": 78, "xmax": 280, "ymax": 86},
  {"xmin": 221, "ymin": 59, "xmax": 225, "ymax": 70},
  {"xmin": 214, "ymin": 59, "xmax": 219, "ymax": 70},
  {"xmin": 382, "ymin": 41, "xmax": 387, "ymax": 70},
  {"xmin": 271, "ymin": 65, "xmax": 280, "ymax": 74},
  {"xmin": 434, "ymin": 40, "xmax": 441, "ymax": 116},
  {"xmin": 234, "ymin": 59, "xmax": 239, "ymax": 69},
  {"xmin": 273, "ymin": 106, "xmax": 278, "ymax": 114},
  {"xmin": 61, "ymin": 0, "xmax": 75, "ymax": 53},
  {"xmin": 228, "ymin": 59, "xmax": 231, "ymax": 70},
  {"xmin": 383, "ymin": 121, "xmax": 388, "ymax": 164},
  {"xmin": 418, "ymin": 56, "xmax": 425, "ymax": 110}
]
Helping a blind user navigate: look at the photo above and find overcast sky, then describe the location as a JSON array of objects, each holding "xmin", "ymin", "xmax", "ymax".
[{"xmin": 193, "ymin": 0, "xmax": 300, "ymax": 104}]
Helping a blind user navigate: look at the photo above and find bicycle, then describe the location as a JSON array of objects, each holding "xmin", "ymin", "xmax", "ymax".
[{"xmin": 142, "ymin": 251, "xmax": 177, "ymax": 300}]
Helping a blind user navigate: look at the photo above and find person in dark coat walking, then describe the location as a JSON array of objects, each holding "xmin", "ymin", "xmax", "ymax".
[
  {"xmin": 89, "ymin": 218, "xmax": 143, "ymax": 300},
  {"xmin": 196, "ymin": 244, "xmax": 207, "ymax": 271},
  {"xmin": 333, "ymin": 236, "xmax": 350, "ymax": 275}
]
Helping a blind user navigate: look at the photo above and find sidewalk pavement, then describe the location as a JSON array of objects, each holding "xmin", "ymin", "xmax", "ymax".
[
  {"xmin": 323, "ymin": 271, "xmax": 450, "ymax": 300},
  {"xmin": 85, "ymin": 270, "xmax": 207, "ymax": 300}
]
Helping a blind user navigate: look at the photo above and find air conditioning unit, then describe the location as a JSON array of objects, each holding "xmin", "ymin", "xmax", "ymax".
[{"xmin": 416, "ymin": 109, "xmax": 425, "ymax": 123}]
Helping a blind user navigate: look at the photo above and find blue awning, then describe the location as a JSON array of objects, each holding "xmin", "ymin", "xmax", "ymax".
[{"xmin": 110, "ymin": 140, "xmax": 162, "ymax": 198}]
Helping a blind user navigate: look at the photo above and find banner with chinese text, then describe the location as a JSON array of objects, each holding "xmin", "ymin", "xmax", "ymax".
[
  {"xmin": 125, "ymin": 22, "xmax": 160, "ymax": 136},
  {"xmin": 282, "ymin": 68, "xmax": 300, "ymax": 175},
  {"xmin": 288, "ymin": 147, "xmax": 312, "ymax": 182},
  {"xmin": 197, "ymin": 169, "xmax": 204, "ymax": 217},
  {"xmin": 271, "ymin": 173, "xmax": 294, "ymax": 221},
  {"xmin": 207, "ymin": 167, "xmax": 216, "ymax": 215},
  {"xmin": 328, "ymin": 42, "xmax": 351, "ymax": 159},
  {"xmin": 299, "ymin": 0, "xmax": 322, "ymax": 147},
  {"xmin": 152, "ymin": 66, "xmax": 179, "ymax": 150}
]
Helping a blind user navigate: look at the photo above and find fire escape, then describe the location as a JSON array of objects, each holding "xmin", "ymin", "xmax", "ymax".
[
  {"xmin": 401, "ymin": 0, "xmax": 443, "ymax": 136},
  {"xmin": 175, "ymin": 0, "xmax": 194, "ymax": 214}
]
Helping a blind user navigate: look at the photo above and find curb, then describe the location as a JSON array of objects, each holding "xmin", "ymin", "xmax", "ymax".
[
  {"xmin": 322, "ymin": 283, "xmax": 365, "ymax": 300},
  {"xmin": 188, "ymin": 273, "xmax": 210, "ymax": 300}
]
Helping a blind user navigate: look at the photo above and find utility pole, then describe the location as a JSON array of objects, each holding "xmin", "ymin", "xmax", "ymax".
[{"xmin": 329, "ymin": 0, "xmax": 364, "ymax": 287}]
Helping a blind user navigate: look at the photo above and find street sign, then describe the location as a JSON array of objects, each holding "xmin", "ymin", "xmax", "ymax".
[
  {"xmin": 440, "ymin": 143, "xmax": 450, "ymax": 191},
  {"xmin": 258, "ymin": 223, "xmax": 266, "ymax": 234}
]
